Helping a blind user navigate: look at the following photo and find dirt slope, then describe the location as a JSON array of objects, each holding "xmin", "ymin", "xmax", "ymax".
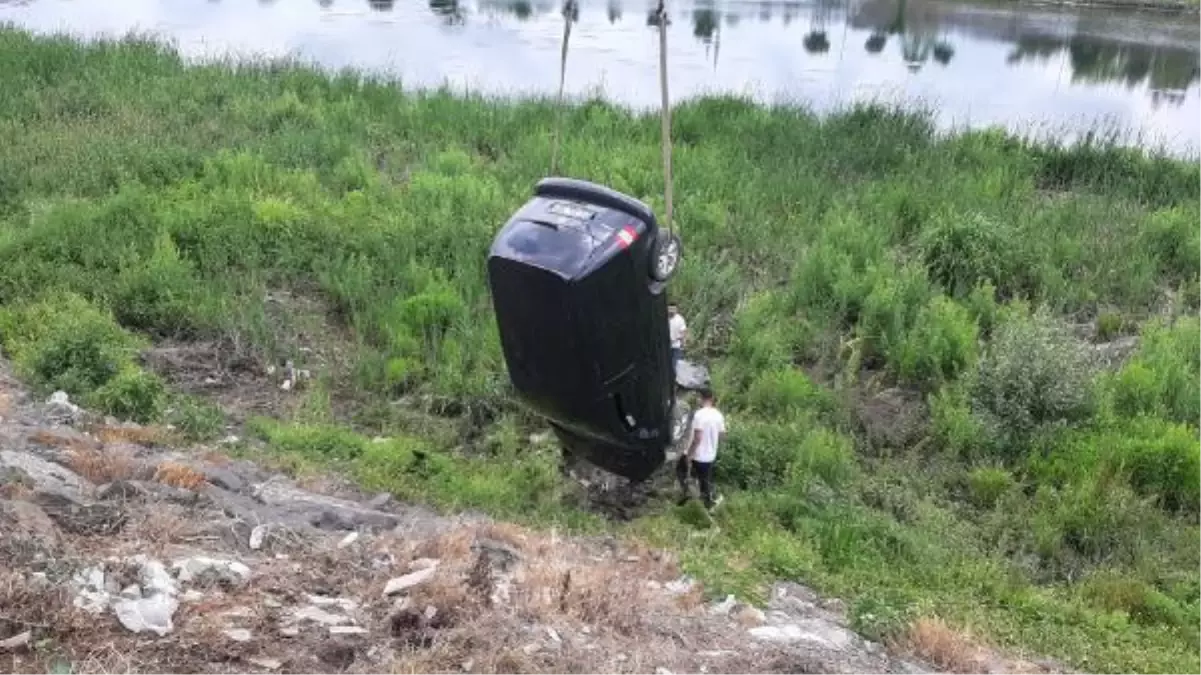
[{"xmin": 0, "ymin": 356, "xmax": 941, "ymax": 674}]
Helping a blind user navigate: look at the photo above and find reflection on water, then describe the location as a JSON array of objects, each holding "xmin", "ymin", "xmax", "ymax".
[{"xmin": 0, "ymin": 0, "xmax": 1197, "ymax": 153}]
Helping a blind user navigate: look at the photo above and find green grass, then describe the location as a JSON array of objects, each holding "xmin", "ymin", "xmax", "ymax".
[{"xmin": 0, "ymin": 26, "xmax": 1198, "ymax": 673}]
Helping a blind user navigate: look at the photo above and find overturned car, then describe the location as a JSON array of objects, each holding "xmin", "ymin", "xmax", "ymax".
[{"xmin": 486, "ymin": 178, "xmax": 685, "ymax": 481}]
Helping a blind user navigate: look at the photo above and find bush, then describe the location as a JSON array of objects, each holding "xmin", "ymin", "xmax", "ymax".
[
  {"xmin": 928, "ymin": 383, "xmax": 984, "ymax": 459},
  {"xmin": 970, "ymin": 306, "xmax": 1096, "ymax": 459},
  {"xmin": 968, "ymin": 466, "xmax": 1016, "ymax": 509},
  {"xmin": 890, "ymin": 295, "xmax": 979, "ymax": 388},
  {"xmin": 850, "ymin": 587, "xmax": 921, "ymax": 643},
  {"xmin": 1032, "ymin": 419, "xmax": 1199, "ymax": 514},
  {"xmin": 1140, "ymin": 205, "xmax": 1200, "ymax": 284},
  {"xmin": 1027, "ymin": 479, "xmax": 1160, "ymax": 575},
  {"xmin": 88, "ymin": 366, "xmax": 166, "ymax": 424},
  {"xmin": 167, "ymin": 395, "xmax": 226, "ymax": 441},
  {"xmin": 1081, "ymin": 572, "xmax": 1189, "ymax": 627},
  {"xmin": 113, "ymin": 228, "xmax": 212, "ymax": 337},
  {"xmin": 0, "ymin": 292, "xmax": 144, "ymax": 400},
  {"xmin": 718, "ymin": 419, "xmax": 856, "ymax": 492},
  {"xmin": 1101, "ymin": 318, "xmax": 1200, "ymax": 427},
  {"xmin": 918, "ymin": 210, "xmax": 1024, "ymax": 299},
  {"xmin": 745, "ymin": 368, "xmax": 832, "ymax": 419}
]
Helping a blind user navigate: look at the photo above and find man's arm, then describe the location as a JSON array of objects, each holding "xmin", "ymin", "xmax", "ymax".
[{"xmin": 687, "ymin": 429, "xmax": 701, "ymax": 459}]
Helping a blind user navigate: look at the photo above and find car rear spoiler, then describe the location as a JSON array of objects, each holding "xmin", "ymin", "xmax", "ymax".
[{"xmin": 535, "ymin": 177, "xmax": 658, "ymax": 230}]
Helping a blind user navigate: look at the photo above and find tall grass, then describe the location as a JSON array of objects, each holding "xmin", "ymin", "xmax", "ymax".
[{"xmin": 0, "ymin": 26, "xmax": 1197, "ymax": 673}]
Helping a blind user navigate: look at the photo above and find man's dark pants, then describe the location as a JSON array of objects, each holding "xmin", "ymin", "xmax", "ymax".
[{"xmin": 676, "ymin": 455, "xmax": 715, "ymax": 509}]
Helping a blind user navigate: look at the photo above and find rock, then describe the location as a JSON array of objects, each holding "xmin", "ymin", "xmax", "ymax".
[
  {"xmin": 114, "ymin": 594, "xmax": 178, "ymax": 636},
  {"xmin": 220, "ymin": 435, "xmax": 240, "ymax": 446},
  {"xmin": 290, "ymin": 605, "xmax": 351, "ymax": 626},
  {"xmin": 468, "ymin": 538, "xmax": 522, "ymax": 606},
  {"xmin": 0, "ymin": 499, "xmax": 60, "ymax": 541},
  {"xmin": 181, "ymin": 589, "xmax": 205, "ymax": 602},
  {"xmin": 732, "ymin": 603, "xmax": 767, "ymax": 627},
  {"xmin": 0, "ymin": 630, "xmax": 32, "ymax": 651},
  {"xmin": 224, "ymin": 628, "xmax": 253, "ymax": 642},
  {"xmin": 0, "ymin": 450, "xmax": 92, "ymax": 494},
  {"xmin": 337, "ymin": 531, "xmax": 359, "ymax": 549},
  {"xmin": 45, "ymin": 390, "xmax": 81, "ymax": 424},
  {"xmin": 253, "ymin": 479, "xmax": 398, "ymax": 532},
  {"xmin": 71, "ymin": 566, "xmax": 111, "ymax": 614},
  {"xmin": 675, "ymin": 359, "xmax": 710, "ymax": 391},
  {"xmin": 249, "ymin": 525, "xmax": 268, "ymax": 550},
  {"xmin": 204, "ymin": 467, "xmax": 245, "ymax": 493},
  {"xmin": 248, "ymin": 657, "xmax": 283, "ymax": 670},
  {"xmin": 656, "ymin": 668, "xmax": 674, "ymax": 675},
  {"xmin": 329, "ymin": 626, "xmax": 369, "ymax": 636},
  {"xmin": 748, "ymin": 619, "xmax": 855, "ymax": 651},
  {"xmin": 409, "ymin": 557, "xmax": 440, "ymax": 571},
  {"xmin": 174, "ymin": 556, "xmax": 251, "ymax": 586},
  {"xmin": 123, "ymin": 480, "xmax": 199, "ymax": 506},
  {"xmin": 664, "ymin": 576, "xmax": 695, "ymax": 595},
  {"xmin": 366, "ymin": 492, "xmax": 392, "ymax": 509},
  {"xmin": 383, "ymin": 566, "xmax": 438, "ymax": 596},
  {"xmin": 306, "ymin": 595, "xmax": 359, "ymax": 613},
  {"xmin": 709, "ymin": 594, "xmax": 738, "ymax": 615},
  {"xmin": 279, "ymin": 626, "xmax": 300, "ymax": 637}
]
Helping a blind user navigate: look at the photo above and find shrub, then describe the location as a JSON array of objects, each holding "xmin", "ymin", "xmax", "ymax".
[
  {"xmin": 0, "ymin": 292, "xmax": 144, "ymax": 400},
  {"xmin": 1095, "ymin": 310, "xmax": 1125, "ymax": 342},
  {"xmin": 167, "ymin": 395, "xmax": 226, "ymax": 441},
  {"xmin": 1082, "ymin": 572, "xmax": 1189, "ymax": 627},
  {"xmin": 1140, "ymin": 205, "xmax": 1200, "ymax": 284},
  {"xmin": 745, "ymin": 368, "xmax": 832, "ymax": 419},
  {"xmin": 967, "ymin": 466, "xmax": 1016, "ymax": 509},
  {"xmin": 918, "ymin": 210, "xmax": 1023, "ymax": 299},
  {"xmin": 718, "ymin": 419, "xmax": 856, "ymax": 491},
  {"xmin": 850, "ymin": 587, "xmax": 921, "ymax": 643},
  {"xmin": 890, "ymin": 295, "xmax": 979, "ymax": 388},
  {"xmin": 88, "ymin": 366, "xmax": 166, "ymax": 424},
  {"xmin": 970, "ymin": 306, "xmax": 1096, "ymax": 459},
  {"xmin": 855, "ymin": 261, "xmax": 933, "ymax": 366},
  {"xmin": 113, "ymin": 228, "xmax": 211, "ymax": 337},
  {"xmin": 1101, "ymin": 318, "xmax": 1200, "ymax": 427},
  {"xmin": 1027, "ymin": 479, "xmax": 1160, "ymax": 575},
  {"xmin": 928, "ymin": 383, "xmax": 984, "ymax": 459}
]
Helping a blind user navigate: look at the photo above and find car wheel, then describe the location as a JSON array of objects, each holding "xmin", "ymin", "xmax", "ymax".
[{"xmin": 650, "ymin": 230, "xmax": 682, "ymax": 282}]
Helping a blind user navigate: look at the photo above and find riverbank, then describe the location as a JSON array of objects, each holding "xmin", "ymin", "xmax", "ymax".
[{"xmin": 0, "ymin": 25, "xmax": 1198, "ymax": 674}]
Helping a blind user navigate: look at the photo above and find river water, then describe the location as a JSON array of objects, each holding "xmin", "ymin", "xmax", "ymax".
[{"xmin": 1, "ymin": 0, "xmax": 1197, "ymax": 155}]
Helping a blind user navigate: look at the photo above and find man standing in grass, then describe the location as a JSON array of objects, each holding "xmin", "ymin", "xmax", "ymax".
[
  {"xmin": 668, "ymin": 302, "xmax": 687, "ymax": 372},
  {"xmin": 678, "ymin": 387, "xmax": 725, "ymax": 511}
]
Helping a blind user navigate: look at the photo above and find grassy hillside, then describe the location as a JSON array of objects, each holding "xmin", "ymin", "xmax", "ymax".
[{"xmin": 0, "ymin": 25, "xmax": 1198, "ymax": 673}]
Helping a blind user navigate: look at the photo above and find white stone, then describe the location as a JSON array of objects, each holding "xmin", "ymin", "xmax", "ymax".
[
  {"xmin": 382, "ymin": 566, "xmax": 437, "ymax": 596},
  {"xmin": 290, "ymin": 605, "xmax": 349, "ymax": 626},
  {"xmin": 174, "ymin": 556, "xmax": 251, "ymax": 585},
  {"xmin": 337, "ymin": 532, "xmax": 359, "ymax": 549},
  {"xmin": 329, "ymin": 626, "xmax": 369, "ymax": 636},
  {"xmin": 249, "ymin": 525, "xmax": 268, "ymax": 550},
  {"xmin": 748, "ymin": 619, "xmax": 854, "ymax": 651},
  {"xmin": 113, "ymin": 594, "xmax": 178, "ymax": 636},
  {"xmin": 224, "ymin": 629, "xmax": 253, "ymax": 642},
  {"xmin": 248, "ymin": 657, "xmax": 283, "ymax": 670}
]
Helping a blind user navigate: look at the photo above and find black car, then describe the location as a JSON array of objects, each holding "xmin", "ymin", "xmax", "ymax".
[{"xmin": 487, "ymin": 177, "xmax": 683, "ymax": 482}]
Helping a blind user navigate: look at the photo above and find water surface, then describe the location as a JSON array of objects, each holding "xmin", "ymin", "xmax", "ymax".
[{"xmin": 2, "ymin": 0, "xmax": 1198, "ymax": 154}]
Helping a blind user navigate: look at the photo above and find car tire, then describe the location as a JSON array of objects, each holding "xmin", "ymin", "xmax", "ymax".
[{"xmin": 650, "ymin": 230, "xmax": 682, "ymax": 282}]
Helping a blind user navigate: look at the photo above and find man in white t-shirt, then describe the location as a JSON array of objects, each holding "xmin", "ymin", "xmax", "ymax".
[
  {"xmin": 677, "ymin": 388, "xmax": 725, "ymax": 510},
  {"xmin": 668, "ymin": 303, "xmax": 687, "ymax": 371}
]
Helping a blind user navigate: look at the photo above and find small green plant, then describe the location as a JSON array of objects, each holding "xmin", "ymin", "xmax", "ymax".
[
  {"xmin": 167, "ymin": 395, "xmax": 226, "ymax": 441},
  {"xmin": 967, "ymin": 466, "xmax": 1016, "ymax": 509},
  {"xmin": 88, "ymin": 366, "xmax": 166, "ymax": 423},
  {"xmin": 1095, "ymin": 310, "xmax": 1125, "ymax": 342},
  {"xmin": 850, "ymin": 587, "xmax": 920, "ymax": 644}
]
